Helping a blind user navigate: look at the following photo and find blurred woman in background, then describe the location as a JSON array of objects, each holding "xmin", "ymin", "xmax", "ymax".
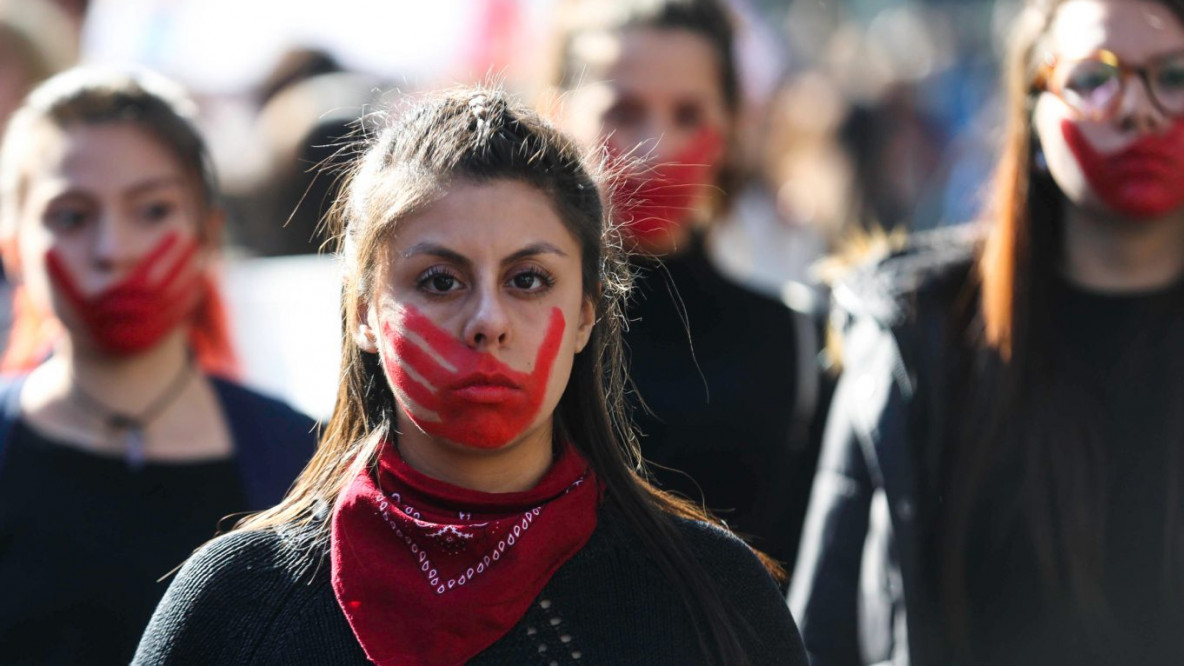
[
  {"xmin": 0, "ymin": 0, "xmax": 75, "ymax": 136},
  {"xmin": 0, "ymin": 67, "xmax": 315, "ymax": 665},
  {"xmin": 791, "ymin": 0, "xmax": 1184, "ymax": 663},
  {"xmin": 549, "ymin": 0, "xmax": 829, "ymax": 574}
]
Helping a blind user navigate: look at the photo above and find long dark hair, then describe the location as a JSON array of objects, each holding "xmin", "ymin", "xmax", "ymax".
[
  {"xmin": 941, "ymin": 0, "xmax": 1184, "ymax": 646},
  {"xmin": 239, "ymin": 86, "xmax": 768, "ymax": 666}
]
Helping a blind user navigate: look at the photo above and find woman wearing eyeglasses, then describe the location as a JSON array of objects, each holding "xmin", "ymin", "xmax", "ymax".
[{"xmin": 789, "ymin": 1, "xmax": 1184, "ymax": 664}]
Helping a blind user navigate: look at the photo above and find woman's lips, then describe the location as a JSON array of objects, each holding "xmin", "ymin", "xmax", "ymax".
[
  {"xmin": 447, "ymin": 373, "xmax": 522, "ymax": 403},
  {"xmin": 1109, "ymin": 152, "xmax": 1177, "ymax": 177}
]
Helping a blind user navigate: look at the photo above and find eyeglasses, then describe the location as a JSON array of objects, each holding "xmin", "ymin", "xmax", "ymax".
[{"xmin": 1033, "ymin": 49, "xmax": 1184, "ymax": 121}]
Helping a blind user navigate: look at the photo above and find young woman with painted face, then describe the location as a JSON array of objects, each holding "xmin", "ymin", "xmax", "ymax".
[
  {"xmin": 0, "ymin": 67, "xmax": 316, "ymax": 665},
  {"xmin": 790, "ymin": 1, "xmax": 1184, "ymax": 664},
  {"xmin": 133, "ymin": 88, "xmax": 806, "ymax": 666},
  {"xmin": 550, "ymin": 0, "xmax": 828, "ymax": 575}
]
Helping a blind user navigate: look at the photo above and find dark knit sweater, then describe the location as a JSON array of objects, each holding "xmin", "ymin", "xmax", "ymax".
[
  {"xmin": 134, "ymin": 502, "xmax": 807, "ymax": 665},
  {"xmin": 0, "ymin": 421, "xmax": 244, "ymax": 666}
]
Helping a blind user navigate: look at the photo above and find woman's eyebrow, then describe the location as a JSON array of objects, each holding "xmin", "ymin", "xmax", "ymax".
[
  {"xmin": 399, "ymin": 241, "xmax": 566, "ymax": 265},
  {"xmin": 400, "ymin": 243, "xmax": 470, "ymax": 266},
  {"xmin": 502, "ymin": 242, "xmax": 568, "ymax": 264},
  {"xmin": 124, "ymin": 176, "xmax": 187, "ymax": 199}
]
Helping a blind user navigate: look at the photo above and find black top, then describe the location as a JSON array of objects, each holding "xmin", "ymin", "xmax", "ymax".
[
  {"xmin": 963, "ymin": 276, "xmax": 1184, "ymax": 665},
  {"xmin": 625, "ymin": 235, "xmax": 815, "ymax": 568},
  {"xmin": 0, "ymin": 420, "xmax": 245, "ymax": 666},
  {"xmin": 133, "ymin": 501, "xmax": 808, "ymax": 666},
  {"xmin": 787, "ymin": 226, "xmax": 1184, "ymax": 666}
]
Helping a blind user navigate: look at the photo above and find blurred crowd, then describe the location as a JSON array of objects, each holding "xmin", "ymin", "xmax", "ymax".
[
  {"xmin": 6, "ymin": 0, "xmax": 1184, "ymax": 664},
  {"xmin": 3, "ymin": 0, "xmax": 1011, "ymax": 254},
  {"xmin": 0, "ymin": 0, "xmax": 1018, "ymax": 416}
]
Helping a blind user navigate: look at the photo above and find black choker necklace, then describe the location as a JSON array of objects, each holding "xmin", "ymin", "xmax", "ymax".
[{"xmin": 68, "ymin": 358, "xmax": 195, "ymax": 469}]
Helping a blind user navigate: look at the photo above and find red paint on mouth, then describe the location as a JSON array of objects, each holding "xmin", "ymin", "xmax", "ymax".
[
  {"xmin": 46, "ymin": 232, "xmax": 204, "ymax": 355},
  {"xmin": 608, "ymin": 127, "xmax": 723, "ymax": 243},
  {"xmin": 381, "ymin": 306, "xmax": 565, "ymax": 449},
  {"xmin": 1062, "ymin": 119, "xmax": 1184, "ymax": 219},
  {"xmin": 448, "ymin": 371, "xmax": 520, "ymax": 391}
]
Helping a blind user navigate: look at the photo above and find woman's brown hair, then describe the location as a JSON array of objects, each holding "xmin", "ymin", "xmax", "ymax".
[
  {"xmin": 942, "ymin": 0, "xmax": 1184, "ymax": 649},
  {"xmin": 239, "ymin": 86, "xmax": 772, "ymax": 666}
]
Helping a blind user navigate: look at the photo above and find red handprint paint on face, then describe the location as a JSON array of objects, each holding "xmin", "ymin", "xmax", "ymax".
[
  {"xmin": 381, "ymin": 306, "xmax": 566, "ymax": 449},
  {"xmin": 608, "ymin": 127, "xmax": 723, "ymax": 243},
  {"xmin": 1062, "ymin": 119, "xmax": 1184, "ymax": 220},
  {"xmin": 46, "ymin": 232, "xmax": 205, "ymax": 355}
]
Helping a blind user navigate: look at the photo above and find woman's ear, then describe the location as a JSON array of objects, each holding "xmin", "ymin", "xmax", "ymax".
[
  {"xmin": 574, "ymin": 296, "xmax": 595, "ymax": 353},
  {"xmin": 1, "ymin": 234, "xmax": 23, "ymax": 284},
  {"xmin": 202, "ymin": 207, "xmax": 227, "ymax": 246},
  {"xmin": 354, "ymin": 299, "xmax": 380, "ymax": 354},
  {"xmin": 192, "ymin": 208, "xmax": 226, "ymax": 272}
]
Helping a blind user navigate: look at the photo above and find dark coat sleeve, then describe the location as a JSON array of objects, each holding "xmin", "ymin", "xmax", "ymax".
[{"xmin": 788, "ymin": 313, "xmax": 894, "ymax": 666}]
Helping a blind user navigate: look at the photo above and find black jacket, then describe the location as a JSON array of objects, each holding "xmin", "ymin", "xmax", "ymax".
[{"xmin": 788, "ymin": 228, "xmax": 979, "ymax": 666}]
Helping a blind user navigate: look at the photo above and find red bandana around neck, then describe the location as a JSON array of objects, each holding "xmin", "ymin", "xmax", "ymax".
[
  {"xmin": 608, "ymin": 127, "xmax": 723, "ymax": 245},
  {"xmin": 1062, "ymin": 118, "xmax": 1184, "ymax": 220},
  {"xmin": 46, "ymin": 232, "xmax": 204, "ymax": 355},
  {"xmin": 331, "ymin": 442, "xmax": 600, "ymax": 666}
]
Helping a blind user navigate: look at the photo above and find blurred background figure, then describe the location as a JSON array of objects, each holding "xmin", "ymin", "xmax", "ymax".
[
  {"xmin": 0, "ymin": 0, "xmax": 77, "ymax": 136},
  {"xmin": 0, "ymin": 0, "xmax": 80, "ymax": 345},
  {"xmin": 791, "ymin": 0, "xmax": 1184, "ymax": 663},
  {"xmin": 0, "ymin": 67, "xmax": 315, "ymax": 665},
  {"xmin": 227, "ymin": 47, "xmax": 377, "ymax": 257},
  {"xmin": 710, "ymin": 69, "xmax": 849, "ymax": 298},
  {"xmin": 546, "ymin": 0, "xmax": 831, "ymax": 575}
]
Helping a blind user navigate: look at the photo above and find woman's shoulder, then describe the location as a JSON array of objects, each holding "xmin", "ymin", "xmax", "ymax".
[
  {"xmin": 828, "ymin": 225, "xmax": 980, "ymax": 406},
  {"xmin": 668, "ymin": 514, "xmax": 784, "ymax": 584},
  {"xmin": 133, "ymin": 524, "xmax": 334, "ymax": 664},
  {"xmin": 588, "ymin": 501, "xmax": 777, "ymax": 578},
  {"xmin": 208, "ymin": 376, "xmax": 318, "ymax": 434},
  {"xmin": 832, "ymin": 225, "xmax": 981, "ymax": 330},
  {"xmin": 550, "ymin": 503, "xmax": 805, "ymax": 665},
  {"xmin": 594, "ymin": 502, "xmax": 787, "ymax": 604},
  {"xmin": 162, "ymin": 524, "xmax": 325, "ymax": 603},
  {"xmin": 208, "ymin": 377, "xmax": 319, "ymax": 507},
  {"xmin": 668, "ymin": 515, "xmax": 807, "ymax": 664}
]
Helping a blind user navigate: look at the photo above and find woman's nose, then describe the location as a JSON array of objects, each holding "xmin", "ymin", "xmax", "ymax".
[
  {"xmin": 1116, "ymin": 73, "xmax": 1172, "ymax": 134},
  {"xmin": 90, "ymin": 215, "xmax": 137, "ymax": 271},
  {"xmin": 461, "ymin": 286, "xmax": 511, "ymax": 351}
]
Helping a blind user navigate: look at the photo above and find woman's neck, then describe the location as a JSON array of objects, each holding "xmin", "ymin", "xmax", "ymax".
[
  {"xmin": 52, "ymin": 329, "xmax": 193, "ymax": 412},
  {"xmin": 395, "ymin": 418, "xmax": 555, "ymax": 494},
  {"xmin": 19, "ymin": 328, "xmax": 233, "ymax": 461},
  {"xmin": 1062, "ymin": 206, "xmax": 1184, "ymax": 292}
]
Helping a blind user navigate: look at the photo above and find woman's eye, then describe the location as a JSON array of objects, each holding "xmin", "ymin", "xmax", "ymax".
[
  {"xmin": 605, "ymin": 98, "xmax": 645, "ymax": 128},
  {"xmin": 45, "ymin": 207, "xmax": 89, "ymax": 231},
  {"xmin": 1156, "ymin": 62, "xmax": 1184, "ymax": 91},
  {"xmin": 673, "ymin": 102, "xmax": 706, "ymax": 130},
  {"xmin": 1065, "ymin": 64, "xmax": 1116, "ymax": 93},
  {"xmin": 140, "ymin": 201, "xmax": 175, "ymax": 223},
  {"xmin": 509, "ymin": 269, "xmax": 555, "ymax": 292},
  {"xmin": 416, "ymin": 268, "xmax": 464, "ymax": 294}
]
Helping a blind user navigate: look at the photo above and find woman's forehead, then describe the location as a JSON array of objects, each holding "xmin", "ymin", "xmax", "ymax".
[
  {"xmin": 1049, "ymin": 0, "xmax": 1184, "ymax": 61},
  {"xmin": 385, "ymin": 180, "xmax": 580, "ymax": 260}
]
